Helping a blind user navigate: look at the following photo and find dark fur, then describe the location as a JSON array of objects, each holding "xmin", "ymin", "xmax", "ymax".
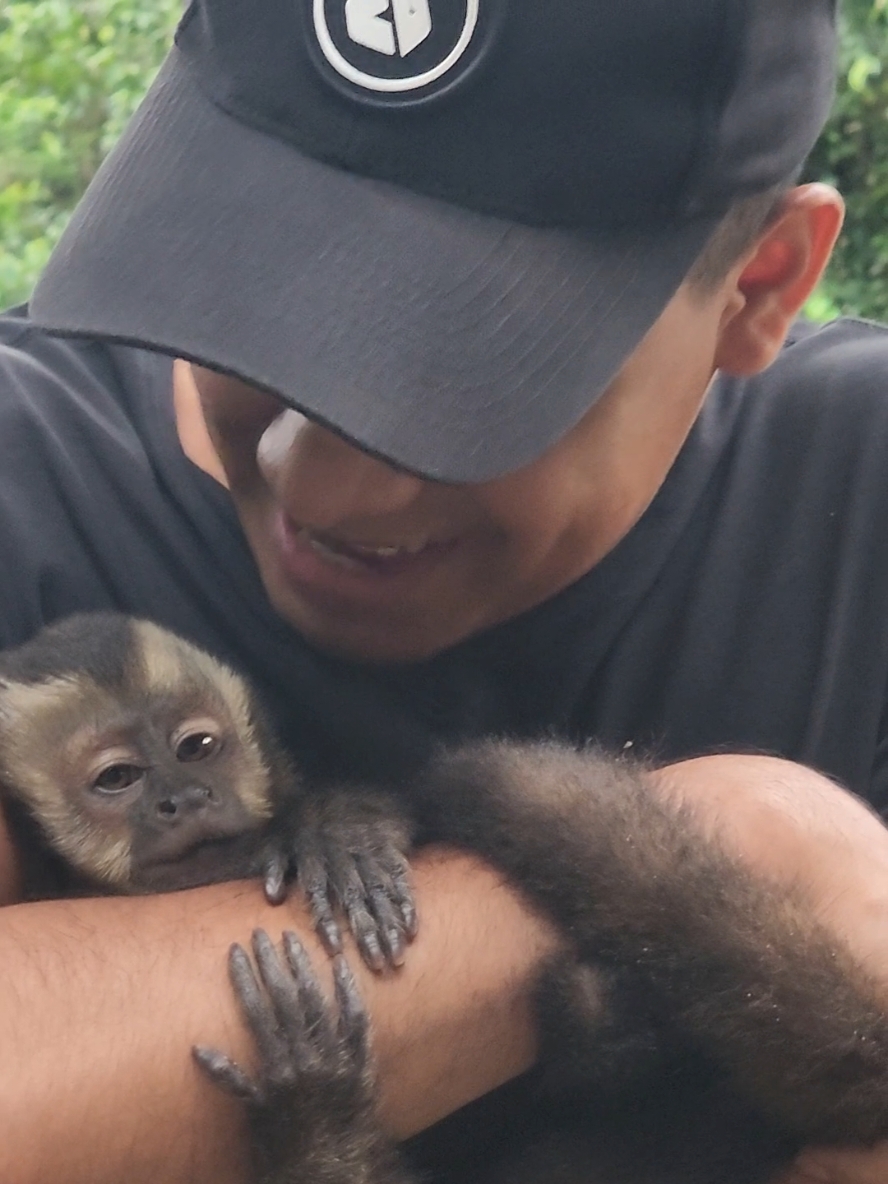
[
  {"xmin": 415, "ymin": 740, "xmax": 888, "ymax": 1180},
  {"xmin": 204, "ymin": 739, "xmax": 888, "ymax": 1184},
  {"xmin": 0, "ymin": 613, "xmax": 292, "ymax": 897},
  {"xmin": 0, "ymin": 613, "xmax": 416, "ymax": 965},
  {"xmin": 5, "ymin": 618, "xmax": 888, "ymax": 1184}
]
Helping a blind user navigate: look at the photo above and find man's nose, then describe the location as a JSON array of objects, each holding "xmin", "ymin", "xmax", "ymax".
[{"xmin": 256, "ymin": 409, "xmax": 425, "ymax": 527}]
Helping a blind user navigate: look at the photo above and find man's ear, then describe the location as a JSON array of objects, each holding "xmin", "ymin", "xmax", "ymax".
[{"xmin": 714, "ymin": 184, "xmax": 845, "ymax": 376}]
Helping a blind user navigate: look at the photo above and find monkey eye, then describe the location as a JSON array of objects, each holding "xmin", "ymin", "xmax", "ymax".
[
  {"xmin": 175, "ymin": 732, "xmax": 219, "ymax": 762},
  {"xmin": 92, "ymin": 763, "xmax": 144, "ymax": 793}
]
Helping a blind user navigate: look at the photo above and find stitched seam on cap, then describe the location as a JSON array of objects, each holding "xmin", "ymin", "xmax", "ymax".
[{"xmin": 673, "ymin": 0, "xmax": 747, "ymax": 217}]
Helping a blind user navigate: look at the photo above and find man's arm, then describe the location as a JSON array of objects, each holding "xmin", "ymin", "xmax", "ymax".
[
  {"xmin": 659, "ymin": 756, "xmax": 888, "ymax": 1184},
  {"xmin": 0, "ymin": 839, "xmax": 559, "ymax": 1184},
  {"xmin": 2, "ymin": 753, "xmax": 888, "ymax": 1183},
  {"xmin": 655, "ymin": 754, "xmax": 888, "ymax": 981}
]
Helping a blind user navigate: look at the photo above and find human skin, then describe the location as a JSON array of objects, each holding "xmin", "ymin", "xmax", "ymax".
[
  {"xmin": 2, "ymin": 755, "xmax": 888, "ymax": 1182},
  {"xmin": 0, "ymin": 839, "xmax": 560, "ymax": 1183},
  {"xmin": 2, "ymin": 183, "xmax": 880, "ymax": 1181},
  {"xmin": 185, "ymin": 186, "xmax": 844, "ymax": 664},
  {"xmin": 150, "ymin": 181, "xmax": 888, "ymax": 1182},
  {"xmin": 654, "ymin": 758, "xmax": 888, "ymax": 1184},
  {"xmin": 169, "ymin": 182, "xmax": 888, "ymax": 1182}
]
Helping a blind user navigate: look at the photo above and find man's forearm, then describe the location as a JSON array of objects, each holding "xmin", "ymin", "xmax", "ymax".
[
  {"xmin": 653, "ymin": 754, "xmax": 888, "ymax": 988},
  {"xmin": 657, "ymin": 755, "xmax": 888, "ymax": 1184},
  {"xmin": 0, "ymin": 848, "xmax": 560, "ymax": 1184},
  {"xmin": 4, "ymin": 753, "xmax": 888, "ymax": 1184}
]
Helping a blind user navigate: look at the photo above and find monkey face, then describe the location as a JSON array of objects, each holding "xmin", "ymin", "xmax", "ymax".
[
  {"xmin": 0, "ymin": 617, "xmax": 278, "ymax": 893},
  {"xmin": 82, "ymin": 707, "xmax": 273, "ymax": 891}
]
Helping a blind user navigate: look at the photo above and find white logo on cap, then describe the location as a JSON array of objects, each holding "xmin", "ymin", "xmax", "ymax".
[
  {"xmin": 314, "ymin": 0, "xmax": 479, "ymax": 93},
  {"xmin": 345, "ymin": 0, "xmax": 432, "ymax": 58}
]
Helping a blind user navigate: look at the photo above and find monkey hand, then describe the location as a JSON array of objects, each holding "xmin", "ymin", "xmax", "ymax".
[
  {"xmin": 261, "ymin": 791, "xmax": 418, "ymax": 972},
  {"xmin": 193, "ymin": 930, "xmax": 408, "ymax": 1184}
]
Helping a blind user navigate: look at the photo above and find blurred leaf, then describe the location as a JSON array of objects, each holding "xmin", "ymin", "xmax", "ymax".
[
  {"xmin": 847, "ymin": 52, "xmax": 881, "ymax": 91},
  {"xmin": 0, "ymin": 0, "xmax": 885, "ymax": 323},
  {"xmin": 0, "ymin": 0, "xmax": 180, "ymax": 308},
  {"xmin": 806, "ymin": 0, "xmax": 888, "ymax": 321},
  {"xmin": 804, "ymin": 286, "xmax": 843, "ymax": 323}
]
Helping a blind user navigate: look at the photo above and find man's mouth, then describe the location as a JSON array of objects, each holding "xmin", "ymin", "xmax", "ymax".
[
  {"xmin": 267, "ymin": 513, "xmax": 460, "ymax": 604},
  {"xmin": 299, "ymin": 527, "xmax": 440, "ymax": 570}
]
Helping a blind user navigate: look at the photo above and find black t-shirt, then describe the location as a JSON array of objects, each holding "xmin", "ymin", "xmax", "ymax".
[
  {"xmin": 3, "ymin": 307, "xmax": 888, "ymax": 800},
  {"xmin": 3, "ymin": 307, "xmax": 888, "ymax": 1178}
]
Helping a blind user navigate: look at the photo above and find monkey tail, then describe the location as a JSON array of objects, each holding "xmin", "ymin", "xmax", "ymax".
[{"xmin": 418, "ymin": 738, "xmax": 888, "ymax": 1147}]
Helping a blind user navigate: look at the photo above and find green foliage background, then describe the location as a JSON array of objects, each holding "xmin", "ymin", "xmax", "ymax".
[
  {"xmin": 805, "ymin": 0, "xmax": 888, "ymax": 321},
  {"xmin": 0, "ymin": 0, "xmax": 886, "ymax": 319},
  {"xmin": 0, "ymin": 0, "xmax": 179, "ymax": 306}
]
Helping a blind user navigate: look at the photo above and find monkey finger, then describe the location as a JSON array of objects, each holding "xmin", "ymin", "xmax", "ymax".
[
  {"xmin": 251, "ymin": 928, "xmax": 324, "ymax": 1056},
  {"xmin": 325, "ymin": 851, "xmax": 393, "ymax": 971},
  {"xmin": 331, "ymin": 955, "xmax": 371, "ymax": 1071},
  {"xmin": 262, "ymin": 848, "xmax": 289, "ymax": 905},
  {"xmin": 343, "ymin": 901, "xmax": 388, "ymax": 972},
  {"xmin": 257, "ymin": 929, "xmax": 332, "ymax": 1051},
  {"xmin": 228, "ymin": 939, "xmax": 294, "ymax": 1073},
  {"xmin": 296, "ymin": 850, "xmax": 343, "ymax": 956},
  {"xmin": 277, "ymin": 931, "xmax": 353, "ymax": 1065},
  {"xmin": 388, "ymin": 860, "xmax": 418, "ymax": 940},
  {"xmin": 365, "ymin": 885, "xmax": 408, "ymax": 968},
  {"xmin": 192, "ymin": 1045, "xmax": 264, "ymax": 1105},
  {"xmin": 354, "ymin": 853, "xmax": 412, "ymax": 967},
  {"xmin": 281, "ymin": 928, "xmax": 333, "ymax": 1041},
  {"xmin": 309, "ymin": 895, "xmax": 345, "ymax": 958},
  {"xmin": 294, "ymin": 840, "xmax": 329, "ymax": 900}
]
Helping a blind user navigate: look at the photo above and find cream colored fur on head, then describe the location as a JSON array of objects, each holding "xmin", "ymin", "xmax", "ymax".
[{"xmin": 0, "ymin": 620, "xmax": 274, "ymax": 886}]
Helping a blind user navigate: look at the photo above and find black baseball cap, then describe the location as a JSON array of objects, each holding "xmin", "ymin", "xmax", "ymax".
[{"xmin": 30, "ymin": 0, "xmax": 837, "ymax": 481}]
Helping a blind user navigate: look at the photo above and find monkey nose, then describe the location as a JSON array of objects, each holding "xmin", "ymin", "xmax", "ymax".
[{"xmin": 156, "ymin": 785, "xmax": 214, "ymax": 820}]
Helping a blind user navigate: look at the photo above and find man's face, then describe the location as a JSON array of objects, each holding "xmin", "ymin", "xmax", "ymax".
[{"xmin": 191, "ymin": 282, "xmax": 733, "ymax": 663}]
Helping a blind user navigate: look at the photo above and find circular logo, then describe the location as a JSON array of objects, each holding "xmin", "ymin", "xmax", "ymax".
[{"xmin": 313, "ymin": 0, "xmax": 480, "ymax": 94}]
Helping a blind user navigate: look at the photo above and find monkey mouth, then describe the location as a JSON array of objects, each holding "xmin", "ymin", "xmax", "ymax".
[{"xmin": 133, "ymin": 830, "xmax": 267, "ymax": 890}]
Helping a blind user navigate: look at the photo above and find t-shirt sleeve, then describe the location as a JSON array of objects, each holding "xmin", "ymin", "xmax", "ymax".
[{"xmin": 0, "ymin": 323, "xmax": 149, "ymax": 650}]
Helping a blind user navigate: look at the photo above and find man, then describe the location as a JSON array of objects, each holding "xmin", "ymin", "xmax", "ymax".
[{"xmin": 1, "ymin": 0, "xmax": 888, "ymax": 1179}]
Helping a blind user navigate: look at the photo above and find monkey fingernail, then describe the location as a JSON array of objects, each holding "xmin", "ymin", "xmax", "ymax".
[
  {"xmin": 192, "ymin": 1046, "xmax": 262, "ymax": 1104},
  {"xmin": 263, "ymin": 874, "xmax": 287, "ymax": 905},
  {"xmin": 401, "ymin": 905, "xmax": 418, "ymax": 939},
  {"xmin": 318, "ymin": 920, "xmax": 343, "ymax": 955},
  {"xmin": 359, "ymin": 937, "xmax": 386, "ymax": 973},
  {"xmin": 386, "ymin": 931, "xmax": 406, "ymax": 967}
]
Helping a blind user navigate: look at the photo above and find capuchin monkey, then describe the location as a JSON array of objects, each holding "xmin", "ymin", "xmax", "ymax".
[
  {"xmin": 0, "ymin": 612, "xmax": 416, "ymax": 969},
  {"xmin": 5, "ymin": 615, "xmax": 888, "ymax": 1184},
  {"xmin": 197, "ymin": 742, "xmax": 888, "ymax": 1184}
]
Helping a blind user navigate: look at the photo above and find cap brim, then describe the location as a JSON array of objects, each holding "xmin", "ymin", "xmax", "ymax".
[{"xmin": 31, "ymin": 48, "xmax": 718, "ymax": 482}]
